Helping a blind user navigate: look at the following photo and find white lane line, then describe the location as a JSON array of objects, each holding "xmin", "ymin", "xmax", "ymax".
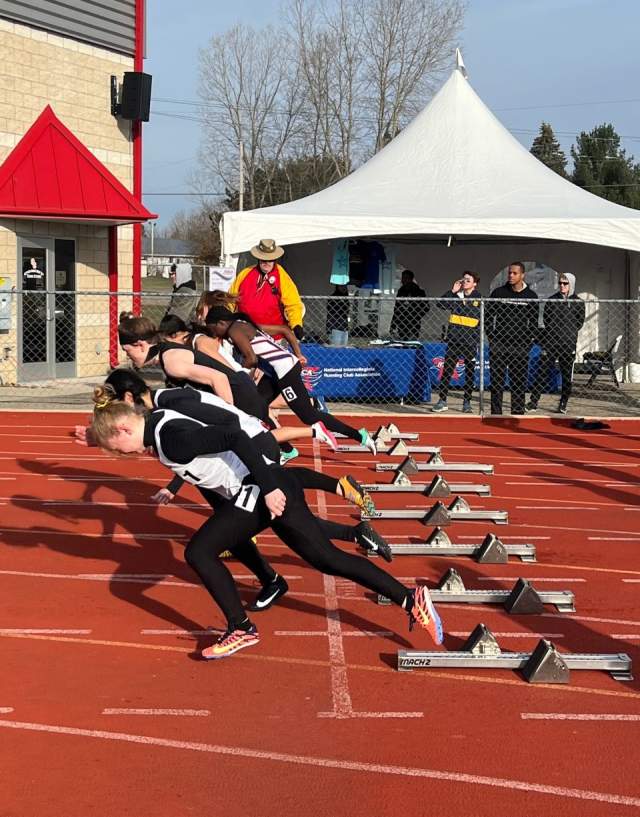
[
  {"xmin": 505, "ymin": 479, "xmax": 640, "ymax": 487},
  {"xmin": 622, "ymin": 579, "xmax": 640, "ymax": 583},
  {"xmin": 0, "ymin": 720, "xmax": 638, "ymax": 808},
  {"xmin": 141, "ymin": 629, "xmax": 219, "ymax": 636},
  {"xmin": 450, "ymin": 632, "xmax": 564, "ymax": 639},
  {"xmin": 274, "ymin": 630, "xmax": 394, "ymax": 637},
  {"xmin": 521, "ymin": 713, "xmax": 640, "ymax": 722},
  {"xmin": 312, "ymin": 439, "xmax": 422, "ymax": 720},
  {"xmin": 516, "ymin": 506, "xmax": 599, "ymax": 511},
  {"xmin": 499, "ymin": 461, "xmax": 639, "ymax": 468},
  {"xmin": 0, "ymin": 569, "xmax": 299, "ymax": 586},
  {"xmin": 610, "ymin": 634, "xmax": 640, "ymax": 640},
  {"xmin": 0, "ymin": 708, "xmax": 13, "ymax": 713},
  {"xmin": 589, "ymin": 537, "xmax": 640, "ymax": 542},
  {"xmin": 625, "ymin": 508, "xmax": 640, "ymax": 511},
  {"xmin": 0, "ymin": 529, "xmax": 188, "ymax": 540},
  {"xmin": 0, "ymin": 629, "xmax": 91, "ymax": 635},
  {"xmin": 476, "ymin": 577, "xmax": 586, "ymax": 583},
  {"xmin": 102, "ymin": 709, "xmax": 210, "ymax": 717},
  {"xmin": 541, "ymin": 613, "xmax": 640, "ymax": 627}
]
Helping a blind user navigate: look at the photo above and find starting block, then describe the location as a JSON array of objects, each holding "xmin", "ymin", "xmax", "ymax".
[
  {"xmin": 366, "ymin": 528, "xmax": 536, "ymax": 563},
  {"xmin": 337, "ymin": 439, "xmax": 440, "ymax": 455},
  {"xmin": 397, "ymin": 624, "xmax": 633, "ymax": 683},
  {"xmin": 374, "ymin": 423, "xmax": 419, "ymax": 442},
  {"xmin": 361, "ymin": 474, "xmax": 491, "ymax": 497},
  {"xmin": 362, "ymin": 496, "xmax": 508, "ymax": 525},
  {"xmin": 376, "ymin": 454, "xmax": 494, "ymax": 475},
  {"xmin": 378, "ymin": 570, "xmax": 574, "ymax": 612}
]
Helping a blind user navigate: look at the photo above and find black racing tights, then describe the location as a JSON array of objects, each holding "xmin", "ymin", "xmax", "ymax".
[
  {"xmin": 187, "ymin": 469, "xmax": 410, "ymax": 627},
  {"xmin": 257, "ymin": 362, "xmax": 362, "ymax": 442}
]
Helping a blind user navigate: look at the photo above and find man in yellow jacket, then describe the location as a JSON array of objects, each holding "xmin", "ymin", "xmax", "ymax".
[{"xmin": 229, "ymin": 239, "xmax": 304, "ymax": 340}]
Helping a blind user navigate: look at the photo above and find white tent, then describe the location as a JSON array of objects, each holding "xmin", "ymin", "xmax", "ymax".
[{"xmin": 222, "ymin": 54, "xmax": 640, "ymax": 258}]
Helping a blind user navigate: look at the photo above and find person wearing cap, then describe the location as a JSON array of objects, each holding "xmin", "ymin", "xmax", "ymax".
[
  {"xmin": 526, "ymin": 273, "xmax": 585, "ymax": 414},
  {"xmin": 229, "ymin": 239, "xmax": 304, "ymax": 341}
]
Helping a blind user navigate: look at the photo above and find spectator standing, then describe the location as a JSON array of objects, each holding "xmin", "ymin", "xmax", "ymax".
[
  {"xmin": 164, "ymin": 260, "xmax": 198, "ymax": 323},
  {"xmin": 432, "ymin": 271, "xmax": 482, "ymax": 413},
  {"xmin": 229, "ymin": 239, "xmax": 304, "ymax": 341},
  {"xmin": 390, "ymin": 270, "xmax": 428, "ymax": 340},
  {"xmin": 486, "ymin": 262, "xmax": 539, "ymax": 415},
  {"xmin": 527, "ymin": 273, "xmax": 585, "ymax": 414}
]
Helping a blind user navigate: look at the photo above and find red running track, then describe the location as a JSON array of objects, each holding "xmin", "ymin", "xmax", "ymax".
[{"xmin": 0, "ymin": 411, "xmax": 639, "ymax": 817}]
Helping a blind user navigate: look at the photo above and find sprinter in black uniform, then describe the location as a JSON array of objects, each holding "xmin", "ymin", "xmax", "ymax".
[{"xmin": 90, "ymin": 399, "xmax": 443, "ymax": 660}]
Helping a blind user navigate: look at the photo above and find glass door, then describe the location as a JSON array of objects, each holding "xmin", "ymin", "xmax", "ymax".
[{"xmin": 18, "ymin": 235, "xmax": 77, "ymax": 381}]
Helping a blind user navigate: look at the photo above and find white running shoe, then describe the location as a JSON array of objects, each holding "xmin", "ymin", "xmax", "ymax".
[{"xmin": 359, "ymin": 428, "xmax": 377, "ymax": 456}]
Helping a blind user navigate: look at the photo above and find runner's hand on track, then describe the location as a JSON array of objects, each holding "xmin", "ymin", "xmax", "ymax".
[
  {"xmin": 265, "ymin": 488, "xmax": 287, "ymax": 518},
  {"xmin": 150, "ymin": 488, "xmax": 175, "ymax": 505},
  {"xmin": 73, "ymin": 424, "xmax": 96, "ymax": 446}
]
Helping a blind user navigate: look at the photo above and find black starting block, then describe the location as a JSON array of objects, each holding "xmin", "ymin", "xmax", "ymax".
[
  {"xmin": 361, "ymin": 475, "xmax": 491, "ymax": 497},
  {"xmin": 397, "ymin": 624, "xmax": 633, "ymax": 683},
  {"xmin": 362, "ymin": 496, "xmax": 508, "ymax": 525},
  {"xmin": 365, "ymin": 528, "xmax": 536, "ymax": 563},
  {"xmin": 376, "ymin": 454, "xmax": 494, "ymax": 475},
  {"xmin": 377, "ymin": 570, "xmax": 574, "ymax": 612}
]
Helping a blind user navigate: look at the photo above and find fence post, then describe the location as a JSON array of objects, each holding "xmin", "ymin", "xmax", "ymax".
[{"xmin": 478, "ymin": 298, "xmax": 485, "ymax": 415}]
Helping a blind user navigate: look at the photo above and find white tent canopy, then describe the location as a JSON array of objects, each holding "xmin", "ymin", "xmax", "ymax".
[{"xmin": 222, "ymin": 56, "xmax": 640, "ymax": 257}]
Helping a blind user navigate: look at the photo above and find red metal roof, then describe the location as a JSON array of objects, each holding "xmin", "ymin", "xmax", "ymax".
[{"xmin": 0, "ymin": 106, "xmax": 156, "ymax": 223}]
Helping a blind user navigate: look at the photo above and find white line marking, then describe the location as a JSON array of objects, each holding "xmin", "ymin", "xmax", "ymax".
[
  {"xmin": 141, "ymin": 629, "xmax": 219, "ymax": 636},
  {"xmin": 610, "ymin": 634, "xmax": 640, "ymax": 640},
  {"xmin": 622, "ymin": 579, "xmax": 640, "ymax": 583},
  {"xmin": 505, "ymin": 480, "xmax": 640, "ymax": 487},
  {"xmin": 516, "ymin": 506, "xmax": 599, "ymax": 511},
  {"xmin": 0, "ymin": 529, "xmax": 188, "ymax": 540},
  {"xmin": 0, "ymin": 628, "xmax": 91, "ymax": 635},
  {"xmin": 0, "ymin": 720, "xmax": 638, "ymax": 807},
  {"xmin": 312, "ymin": 439, "xmax": 421, "ymax": 720},
  {"xmin": 499, "ymin": 462, "xmax": 638, "ymax": 468},
  {"xmin": 476, "ymin": 577, "xmax": 586, "ymax": 583},
  {"xmin": 521, "ymin": 713, "xmax": 640, "ymax": 722},
  {"xmin": 450, "ymin": 632, "xmax": 564, "ymax": 639},
  {"xmin": 589, "ymin": 537, "xmax": 640, "ymax": 542},
  {"xmin": 274, "ymin": 630, "xmax": 394, "ymax": 637},
  {"xmin": 0, "ymin": 708, "xmax": 14, "ymax": 713},
  {"xmin": 541, "ymin": 613, "xmax": 640, "ymax": 627},
  {"xmin": 0, "ymin": 569, "xmax": 298, "ymax": 586},
  {"xmin": 102, "ymin": 709, "xmax": 210, "ymax": 717}
]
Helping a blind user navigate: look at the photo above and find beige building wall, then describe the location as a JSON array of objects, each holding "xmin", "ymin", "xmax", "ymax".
[{"xmin": 0, "ymin": 17, "xmax": 137, "ymax": 382}]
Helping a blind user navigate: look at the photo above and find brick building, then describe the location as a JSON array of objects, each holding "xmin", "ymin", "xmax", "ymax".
[{"xmin": 0, "ymin": 0, "xmax": 154, "ymax": 383}]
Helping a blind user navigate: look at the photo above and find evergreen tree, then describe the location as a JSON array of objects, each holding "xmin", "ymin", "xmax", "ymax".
[
  {"xmin": 530, "ymin": 122, "xmax": 568, "ymax": 177},
  {"xmin": 571, "ymin": 123, "xmax": 640, "ymax": 209}
]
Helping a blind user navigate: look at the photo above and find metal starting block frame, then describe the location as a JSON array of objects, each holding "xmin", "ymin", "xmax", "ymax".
[
  {"xmin": 367, "ymin": 528, "xmax": 536, "ymax": 563},
  {"xmin": 376, "ymin": 454, "xmax": 494, "ymax": 475},
  {"xmin": 374, "ymin": 423, "xmax": 419, "ymax": 442},
  {"xmin": 378, "ymin": 570, "xmax": 574, "ymax": 612},
  {"xmin": 337, "ymin": 438, "xmax": 440, "ymax": 455},
  {"xmin": 361, "ymin": 474, "xmax": 491, "ymax": 497},
  {"xmin": 397, "ymin": 624, "xmax": 633, "ymax": 683},
  {"xmin": 362, "ymin": 496, "xmax": 508, "ymax": 525}
]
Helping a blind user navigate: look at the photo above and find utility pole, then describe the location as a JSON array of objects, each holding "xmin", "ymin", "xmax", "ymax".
[{"xmin": 239, "ymin": 140, "xmax": 244, "ymax": 211}]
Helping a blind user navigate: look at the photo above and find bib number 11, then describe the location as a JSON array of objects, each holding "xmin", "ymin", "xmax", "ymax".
[{"xmin": 235, "ymin": 483, "xmax": 260, "ymax": 513}]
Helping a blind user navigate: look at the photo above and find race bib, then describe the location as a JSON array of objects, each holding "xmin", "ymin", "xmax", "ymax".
[
  {"xmin": 234, "ymin": 483, "xmax": 260, "ymax": 513},
  {"xmin": 282, "ymin": 386, "xmax": 297, "ymax": 402}
]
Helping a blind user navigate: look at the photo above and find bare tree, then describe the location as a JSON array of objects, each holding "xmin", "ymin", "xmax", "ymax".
[{"xmin": 195, "ymin": 1, "xmax": 466, "ymax": 209}]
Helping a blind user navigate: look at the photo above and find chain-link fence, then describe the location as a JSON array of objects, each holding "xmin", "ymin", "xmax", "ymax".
[{"xmin": 1, "ymin": 288, "xmax": 639, "ymax": 418}]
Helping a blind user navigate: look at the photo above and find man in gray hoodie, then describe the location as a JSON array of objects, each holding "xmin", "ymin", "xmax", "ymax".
[
  {"xmin": 527, "ymin": 272, "xmax": 585, "ymax": 414},
  {"xmin": 164, "ymin": 261, "xmax": 198, "ymax": 323}
]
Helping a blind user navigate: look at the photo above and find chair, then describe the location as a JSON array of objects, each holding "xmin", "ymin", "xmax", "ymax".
[{"xmin": 575, "ymin": 334, "xmax": 623, "ymax": 388}]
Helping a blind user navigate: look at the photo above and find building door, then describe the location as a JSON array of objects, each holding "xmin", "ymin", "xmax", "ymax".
[{"xmin": 18, "ymin": 235, "xmax": 76, "ymax": 381}]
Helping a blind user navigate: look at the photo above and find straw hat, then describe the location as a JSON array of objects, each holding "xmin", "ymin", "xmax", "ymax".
[{"xmin": 250, "ymin": 238, "xmax": 284, "ymax": 261}]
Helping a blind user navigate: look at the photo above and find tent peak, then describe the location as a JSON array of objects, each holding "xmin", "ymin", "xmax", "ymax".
[{"xmin": 455, "ymin": 48, "xmax": 468, "ymax": 79}]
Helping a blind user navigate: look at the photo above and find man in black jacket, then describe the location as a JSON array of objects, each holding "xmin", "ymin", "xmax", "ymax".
[
  {"xmin": 526, "ymin": 272, "xmax": 585, "ymax": 414},
  {"xmin": 486, "ymin": 262, "xmax": 539, "ymax": 415},
  {"xmin": 391, "ymin": 270, "xmax": 428, "ymax": 340},
  {"xmin": 432, "ymin": 271, "xmax": 482, "ymax": 413}
]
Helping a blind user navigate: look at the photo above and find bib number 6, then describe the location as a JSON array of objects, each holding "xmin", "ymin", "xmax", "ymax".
[{"xmin": 234, "ymin": 483, "xmax": 260, "ymax": 513}]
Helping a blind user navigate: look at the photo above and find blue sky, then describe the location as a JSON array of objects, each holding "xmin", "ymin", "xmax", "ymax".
[{"xmin": 143, "ymin": 0, "xmax": 640, "ymax": 226}]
